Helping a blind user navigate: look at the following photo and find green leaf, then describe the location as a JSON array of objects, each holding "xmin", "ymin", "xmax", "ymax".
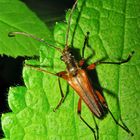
[
  {"xmin": 0, "ymin": 0, "xmax": 52, "ymax": 57},
  {"xmin": 1, "ymin": 0, "xmax": 140, "ymax": 140}
]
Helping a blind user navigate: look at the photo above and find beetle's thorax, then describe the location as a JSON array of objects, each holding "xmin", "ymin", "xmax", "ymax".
[{"xmin": 61, "ymin": 48, "xmax": 79, "ymax": 76}]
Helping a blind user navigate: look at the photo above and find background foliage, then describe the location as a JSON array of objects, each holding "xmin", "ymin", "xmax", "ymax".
[{"xmin": 0, "ymin": 0, "xmax": 140, "ymax": 140}]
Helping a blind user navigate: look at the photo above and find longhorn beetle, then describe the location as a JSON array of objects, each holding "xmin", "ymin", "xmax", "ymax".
[{"xmin": 8, "ymin": 0, "xmax": 134, "ymax": 139}]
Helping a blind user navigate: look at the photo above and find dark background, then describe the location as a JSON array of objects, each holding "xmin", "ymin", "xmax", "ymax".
[{"xmin": 0, "ymin": 0, "xmax": 75, "ymax": 138}]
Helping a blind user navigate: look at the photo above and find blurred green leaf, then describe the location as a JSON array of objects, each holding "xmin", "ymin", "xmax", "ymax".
[
  {"xmin": 1, "ymin": 0, "xmax": 140, "ymax": 140},
  {"xmin": 0, "ymin": 0, "xmax": 52, "ymax": 57}
]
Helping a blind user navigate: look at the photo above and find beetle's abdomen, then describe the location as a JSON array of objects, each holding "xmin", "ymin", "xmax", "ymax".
[{"xmin": 68, "ymin": 69, "xmax": 108, "ymax": 118}]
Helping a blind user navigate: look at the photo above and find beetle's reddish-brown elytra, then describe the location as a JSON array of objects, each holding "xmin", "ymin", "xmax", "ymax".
[{"xmin": 8, "ymin": 0, "xmax": 134, "ymax": 139}]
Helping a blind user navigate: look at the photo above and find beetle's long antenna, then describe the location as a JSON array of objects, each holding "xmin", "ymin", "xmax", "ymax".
[
  {"xmin": 65, "ymin": 0, "xmax": 78, "ymax": 48},
  {"xmin": 8, "ymin": 31, "xmax": 63, "ymax": 53}
]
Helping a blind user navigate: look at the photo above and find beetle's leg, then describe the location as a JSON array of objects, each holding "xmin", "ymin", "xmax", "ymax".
[
  {"xmin": 86, "ymin": 51, "xmax": 134, "ymax": 70},
  {"xmin": 53, "ymin": 71, "xmax": 69, "ymax": 111},
  {"xmin": 93, "ymin": 115, "xmax": 99, "ymax": 140},
  {"xmin": 56, "ymin": 71, "xmax": 68, "ymax": 80},
  {"xmin": 78, "ymin": 59, "xmax": 85, "ymax": 67},
  {"xmin": 78, "ymin": 32, "xmax": 90, "ymax": 68},
  {"xmin": 86, "ymin": 63, "xmax": 96, "ymax": 70},
  {"xmin": 79, "ymin": 59, "xmax": 96, "ymax": 70},
  {"xmin": 77, "ymin": 98, "xmax": 98, "ymax": 140},
  {"xmin": 108, "ymin": 108, "xmax": 134, "ymax": 136},
  {"xmin": 119, "ymin": 116, "xmax": 134, "ymax": 135},
  {"xmin": 95, "ymin": 51, "xmax": 134, "ymax": 65},
  {"xmin": 25, "ymin": 64, "xmax": 69, "ymax": 112},
  {"xmin": 53, "ymin": 78, "xmax": 65, "ymax": 112},
  {"xmin": 80, "ymin": 31, "xmax": 95, "ymax": 68},
  {"xmin": 82, "ymin": 32, "xmax": 90, "ymax": 58}
]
